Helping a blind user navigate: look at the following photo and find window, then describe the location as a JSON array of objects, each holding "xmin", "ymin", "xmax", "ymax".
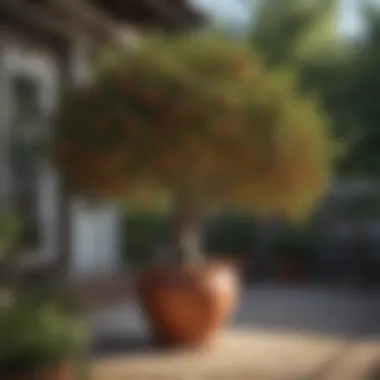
[
  {"xmin": 9, "ymin": 76, "xmax": 44, "ymax": 248},
  {"xmin": 1, "ymin": 45, "xmax": 58, "ymax": 257}
]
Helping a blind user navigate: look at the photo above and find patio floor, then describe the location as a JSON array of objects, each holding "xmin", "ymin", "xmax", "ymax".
[
  {"xmin": 89, "ymin": 284, "xmax": 380, "ymax": 380},
  {"xmin": 91, "ymin": 330, "xmax": 380, "ymax": 380}
]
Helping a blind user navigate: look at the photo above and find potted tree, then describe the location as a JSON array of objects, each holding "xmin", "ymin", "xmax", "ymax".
[{"xmin": 53, "ymin": 35, "xmax": 334, "ymax": 348}]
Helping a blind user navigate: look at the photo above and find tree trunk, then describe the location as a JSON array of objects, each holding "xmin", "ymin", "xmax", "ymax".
[{"xmin": 171, "ymin": 192, "xmax": 205, "ymax": 267}]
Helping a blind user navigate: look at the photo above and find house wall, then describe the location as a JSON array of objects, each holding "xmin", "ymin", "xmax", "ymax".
[
  {"xmin": 0, "ymin": 23, "xmax": 124, "ymax": 278},
  {"xmin": 0, "ymin": 28, "xmax": 60, "ymax": 264}
]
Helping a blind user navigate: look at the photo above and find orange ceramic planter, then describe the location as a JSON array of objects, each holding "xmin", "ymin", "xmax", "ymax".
[
  {"xmin": 2, "ymin": 362, "xmax": 76, "ymax": 380},
  {"xmin": 139, "ymin": 261, "xmax": 240, "ymax": 348}
]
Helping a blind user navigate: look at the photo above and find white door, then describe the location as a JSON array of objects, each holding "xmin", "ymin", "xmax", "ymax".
[{"xmin": 70, "ymin": 199, "xmax": 123, "ymax": 278}]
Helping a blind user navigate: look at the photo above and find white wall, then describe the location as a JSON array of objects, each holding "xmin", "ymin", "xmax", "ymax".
[{"xmin": 0, "ymin": 36, "xmax": 124, "ymax": 278}]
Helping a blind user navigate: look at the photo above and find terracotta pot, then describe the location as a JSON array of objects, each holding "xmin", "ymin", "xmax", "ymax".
[
  {"xmin": 139, "ymin": 261, "xmax": 240, "ymax": 348},
  {"xmin": 1, "ymin": 361, "xmax": 76, "ymax": 380}
]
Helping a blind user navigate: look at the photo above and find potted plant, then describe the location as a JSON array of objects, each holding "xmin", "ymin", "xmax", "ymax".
[
  {"xmin": 0, "ymin": 290, "xmax": 88, "ymax": 380},
  {"xmin": 0, "ymin": 209, "xmax": 88, "ymax": 379},
  {"xmin": 53, "ymin": 34, "xmax": 334, "ymax": 348}
]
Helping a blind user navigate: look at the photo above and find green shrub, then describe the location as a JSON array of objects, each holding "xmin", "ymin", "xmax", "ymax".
[
  {"xmin": 272, "ymin": 225, "xmax": 317, "ymax": 263},
  {"xmin": 123, "ymin": 212, "xmax": 171, "ymax": 267},
  {"xmin": 205, "ymin": 213, "xmax": 256, "ymax": 257},
  {"xmin": 123, "ymin": 211, "xmax": 256, "ymax": 266},
  {"xmin": 0, "ymin": 292, "xmax": 87, "ymax": 373},
  {"xmin": 0, "ymin": 208, "xmax": 22, "ymax": 261}
]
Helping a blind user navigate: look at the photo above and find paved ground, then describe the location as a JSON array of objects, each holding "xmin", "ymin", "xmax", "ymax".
[
  {"xmin": 88, "ymin": 284, "xmax": 380, "ymax": 379},
  {"xmin": 235, "ymin": 284, "xmax": 380, "ymax": 338},
  {"xmin": 89, "ymin": 283, "xmax": 380, "ymax": 344}
]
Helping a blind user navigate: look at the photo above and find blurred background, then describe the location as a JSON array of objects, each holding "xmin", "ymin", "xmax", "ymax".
[{"xmin": 1, "ymin": 0, "xmax": 380, "ymax": 379}]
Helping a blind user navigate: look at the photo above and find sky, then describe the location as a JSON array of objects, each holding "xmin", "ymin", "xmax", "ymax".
[
  {"xmin": 340, "ymin": 0, "xmax": 365, "ymax": 36},
  {"xmin": 192, "ymin": 0, "xmax": 380, "ymax": 37}
]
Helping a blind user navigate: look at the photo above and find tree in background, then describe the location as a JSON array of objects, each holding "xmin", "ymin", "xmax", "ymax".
[
  {"xmin": 249, "ymin": 0, "xmax": 380, "ymax": 177},
  {"xmin": 250, "ymin": 0, "xmax": 340, "ymax": 68},
  {"xmin": 338, "ymin": 5, "xmax": 380, "ymax": 176}
]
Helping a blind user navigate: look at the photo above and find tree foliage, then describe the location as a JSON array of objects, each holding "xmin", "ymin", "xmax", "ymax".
[
  {"xmin": 251, "ymin": 0, "xmax": 340, "ymax": 68},
  {"xmin": 54, "ymin": 35, "xmax": 333, "ymax": 219},
  {"xmin": 338, "ymin": 5, "xmax": 380, "ymax": 175},
  {"xmin": 249, "ymin": 0, "xmax": 380, "ymax": 177}
]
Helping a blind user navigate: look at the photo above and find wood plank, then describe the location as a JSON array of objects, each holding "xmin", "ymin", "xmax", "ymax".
[
  {"xmin": 47, "ymin": 0, "xmax": 137, "ymax": 46},
  {"xmin": 0, "ymin": 0, "xmax": 79, "ymax": 39},
  {"xmin": 91, "ymin": 0, "xmax": 205, "ymax": 29}
]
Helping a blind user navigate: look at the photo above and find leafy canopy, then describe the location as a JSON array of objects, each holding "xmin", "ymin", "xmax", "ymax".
[
  {"xmin": 54, "ymin": 34, "xmax": 334, "ymax": 218},
  {"xmin": 251, "ymin": 0, "xmax": 340, "ymax": 68}
]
